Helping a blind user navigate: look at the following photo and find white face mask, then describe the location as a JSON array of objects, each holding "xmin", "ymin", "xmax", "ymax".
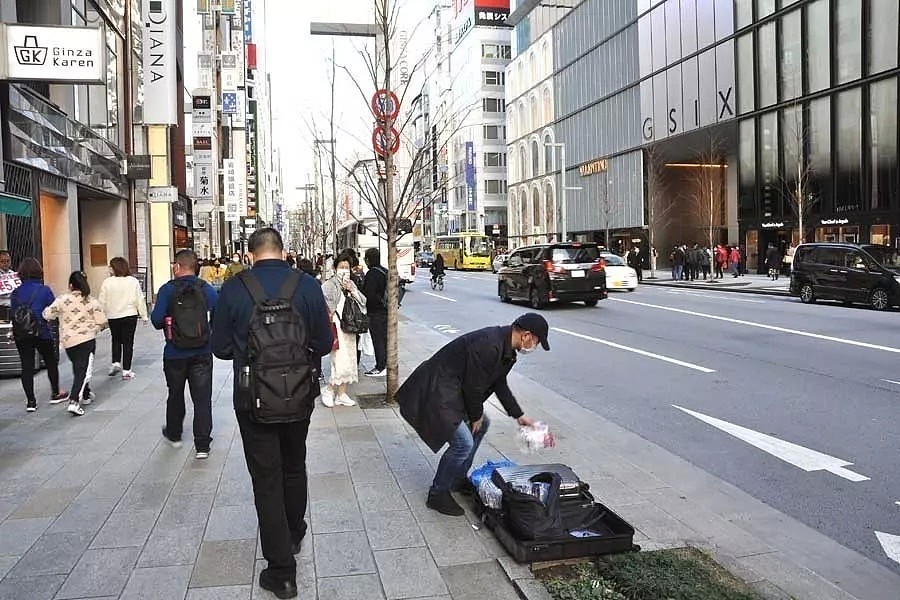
[
  {"xmin": 232, "ymin": 257, "xmax": 240, "ymax": 263},
  {"xmin": 337, "ymin": 268, "xmax": 350, "ymax": 279}
]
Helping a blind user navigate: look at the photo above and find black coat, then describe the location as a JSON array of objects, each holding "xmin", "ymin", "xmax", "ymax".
[
  {"xmin": 397, "ymin": 325, "xmax": 524, "ymax": 452},
  {"xmin": 766, "ymin": 247, "xmax": 781, "ymax": 269}
]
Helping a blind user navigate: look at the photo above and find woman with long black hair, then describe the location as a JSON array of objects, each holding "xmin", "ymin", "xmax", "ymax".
[{"xmin": 42, "ymin": 272, "xmax": 107, "ymax": 416}]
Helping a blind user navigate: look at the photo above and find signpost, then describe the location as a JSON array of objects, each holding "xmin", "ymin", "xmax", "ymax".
[
  {"xmin": 371, "ymin": 90, "xmax": 400, "ymax": 158},
  {"xmin": 371, "ymin": 89, "xmax": 400, "ymax": 121},
  {"xmin": 372, "ymin": 127, "xmax": 400, "ymax": 157},
  {"xmin": 0, "ymin": 25, "xmax": 105, "ymax": 83}
]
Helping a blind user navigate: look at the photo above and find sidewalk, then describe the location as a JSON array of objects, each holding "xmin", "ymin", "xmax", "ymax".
[
  {"xmin": 640, "ymin": 272, "xmax": 791, "ymax": 296},
  {"xmin": 1, "ymin": 320, "xmax": 899, "ymax": 600}
]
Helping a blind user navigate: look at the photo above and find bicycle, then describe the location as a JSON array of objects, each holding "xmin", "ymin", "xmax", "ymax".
[{"xmin": 430, "ymin": 274, "xmax": 444, "ymax": 291}]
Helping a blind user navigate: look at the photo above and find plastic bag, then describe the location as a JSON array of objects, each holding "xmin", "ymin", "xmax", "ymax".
[
  {"xmin": 359, "ymin": 331, "xmax": 375, "ymax": 356},
  {"xmin": 477, "ymin": 478, "xmax": 503, "ymax": 509},
  {"xmin": 469, "ymin": 458, "xmax": 517, "ymax": 488},
  {"xmin": 516, "ymin": 422, "xmax": 556, "ymax": 454}
]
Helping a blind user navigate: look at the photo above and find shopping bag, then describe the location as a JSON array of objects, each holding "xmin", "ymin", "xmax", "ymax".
[{"xmin": 359, "ymin": 331, "xmax": 375, "ymax": 356}]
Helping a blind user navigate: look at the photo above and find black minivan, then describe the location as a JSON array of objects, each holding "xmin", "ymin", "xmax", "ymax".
[
  {"xmin": 789, "ymin": 242, "xmax": 900, "ymax": 310},
  {"xmin": 497, "ymin": 242, "xmax": 608, "ymax": 308}
]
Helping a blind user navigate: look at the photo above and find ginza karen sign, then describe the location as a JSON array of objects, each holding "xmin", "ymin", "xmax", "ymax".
[{"xmin": 0, "ymin": 24, "xmax": 104, "ymax": 83}]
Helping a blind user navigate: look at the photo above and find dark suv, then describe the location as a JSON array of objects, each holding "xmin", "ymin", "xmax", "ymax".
[
  {"xmin": 789, "ymin": 242, "xmax": 900, "ymax": 310},
  {"xmin": 497, "ymin": 242, "xmax": 608, "ymax": 308}
]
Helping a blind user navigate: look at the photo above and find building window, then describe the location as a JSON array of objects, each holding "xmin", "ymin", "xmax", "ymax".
[
  {"xmin": 780, "ymin": 103, "xmax": 803, "ymax": 209},
  {"xmin": 808, "ymin": 96, "xmax": 833, "ymax": 214},
  {"xmin": 756, "ymin": 0, "xmax": 776, "ymax": 20},
  {"xmin": 868, "ymin": 0, "xmax": 899, "ymax": 75},
  {"xmin": 737, "ymin": 33, "xmax": 755, "ymax": 115},
  {"xmin": 544, "ymin": 135, "xmax": 554, "ymax": 172},
  {"xmin": 779, "ymin": 8, "xmax": 802, "ymax": 103},
  {"xmin": 869, "ymin": 77, "xmax": 898, "ymax": 211},
  {"xmin": 542, "ymin": 87, "xmax": 552, "ymax": 123},
  {"xmin": 735, "ymin": 0, "xmax": 753, "ymax": 29},
  {"xmin": 759, "ymin": 112, "xmax": 779, "ymax": 217},
  {"xmin": 483, "ymin": 98, "xmax": 506, "ymax": 113},
  {"xmin": 805, "ymin": 0, "xmax": 830, "ymax": 93},
  {"xmin": 835, "ymin": 88, "xmax": 862, "ymax": 213},
  {"xmin": 835, "ymin": 1, "xmax": 862, "ymax": 84},
  {"xmin": 483, "ymin": 125, "xmax": 505, "ymax": 140},
  {"xmin": 757, "ymin": 22, "xmax": 777, "ymax": 108},
  {"xmin": 485, "ymin": 179, "xmax": 507, "ymax": 194},
  {"xmin": 738, "ymin": 118, "xmax": 756, "ymax": 220},
  {"xmin": 531, "ymin": 140, "xmax": 540, "ymax": 176},
  {"xmin": 483, "ymin": 71, "xmax": 505, "ymax": 86},
  {"xmin": 482, "ymin": 44, "xmax": 512, "ymax": 59},
  {"xmin": 484, "ymin": 152, "xmax": 507, "ymax": 167}
]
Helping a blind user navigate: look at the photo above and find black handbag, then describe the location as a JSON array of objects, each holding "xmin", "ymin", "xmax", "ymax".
[
  {"xmin": 340, "ymin": 292, "xmax": 369, "ymax": 334},
  {"xmin": 502, "ymin": 472, "xmax": 565, "ymax": 541}
]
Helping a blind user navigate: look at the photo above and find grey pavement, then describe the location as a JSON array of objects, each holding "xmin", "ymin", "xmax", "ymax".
[{"xmin": 641, "ymin": 271, "xmax": 791, "ymax": 295}]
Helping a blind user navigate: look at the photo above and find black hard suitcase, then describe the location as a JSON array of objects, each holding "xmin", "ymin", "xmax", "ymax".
[{"xmin": 476, "ymin": 464, "xmax": 637, "ymax": 563}]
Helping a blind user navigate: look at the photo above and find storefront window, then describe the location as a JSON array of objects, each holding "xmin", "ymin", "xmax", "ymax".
[
  {"xmin": 835, "ymin": 88, "xmax": 862, "ymax": 214},
  {"xmin": 835, "ymin": 1, "xmax": 862, "ymax": 84},
  {"xmin": 869, "ymin": 0, "xmax": 899, "ymax": 75},
  {"xmin": 805, "ymin": 0, "xmax": 830, "ymax": 92},
  {"xmin": 869, "ymin": 77, "xmax": 899, "ymax": 211},
  {"xmin": 779, "ymin": 9, "xmax": 802, "ymax": 102},
  {"xmin": 737, "ymin": 33, "xmax": 755, "ymax": 114},
  {"xmin": 808, "ymin": 96, "xmax": 832, "ymax": 214},
  {"xmin": 759, "ymin": 112, "xmax": 778, "ymax": 217},
  {"xmin": 739, "ymin": 118, "xmax": 756, "ymax": 220},
  {"xmin": 870, "ymin": 224, "xmax": 892, "ymax": 247},
  {"xmin": 757, "ymin": 22, "xmax": 777, "ymax": 107}
]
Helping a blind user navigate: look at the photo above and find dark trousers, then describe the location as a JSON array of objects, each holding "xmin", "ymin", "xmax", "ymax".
[
  {"xmin": 715, "ymin": 262, "xmax": 724, "ymax": 278},
  {"xmin": 65, "ymin": 339, "xmax": 95, "ymax": 402},
  {"xmin": 109, "ymin": 316, "xmax": 139, "ymax": 370},
  {"xmin": 237, "ymin": 412, "xmax": 310, "ymax": 582},
  {"xmin": 16, "ymin": 337, "xmax": 60, "ymax": 403},
  {"xmin": 163, "ymin": 354, "xmax": 213, "ymax": 451},
  {"xmin": 368, "ymin": 311, "xmax": 387, "ymax": 371}
]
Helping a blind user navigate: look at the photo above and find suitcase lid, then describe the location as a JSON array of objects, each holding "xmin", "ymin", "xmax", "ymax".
[{"xmin": 492, "ymin": 463, "xmax": 583, "ymax": 491}]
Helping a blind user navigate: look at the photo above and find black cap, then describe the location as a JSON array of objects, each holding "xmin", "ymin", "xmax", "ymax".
[{"xmin": 513, "ymin": 313, "xmax": 550, "ymax": 351}]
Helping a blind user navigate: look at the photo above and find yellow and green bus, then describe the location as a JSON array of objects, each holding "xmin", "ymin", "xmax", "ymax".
[{"xmin": 434, "ymin": 233, "xmax": 492, "ymax": 271}]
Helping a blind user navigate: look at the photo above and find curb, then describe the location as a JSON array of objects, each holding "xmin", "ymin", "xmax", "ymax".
[
  {"xmin": 496, "ymin": 556, "xmax": 554, "ymax": 600},
  {"xmin": 640, "ymin": 279, "xmax": 791, "ymax": 297}
]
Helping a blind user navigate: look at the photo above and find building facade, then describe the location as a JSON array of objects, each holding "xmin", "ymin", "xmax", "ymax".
[{"xmin": 507, "ymin": 0, "xmax": 900, "ymax": 271}]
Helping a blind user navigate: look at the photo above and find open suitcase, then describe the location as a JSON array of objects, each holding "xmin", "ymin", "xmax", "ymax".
[{"xmin": 474, "ymin": 463, "xmax": 637, "ymax": 563}]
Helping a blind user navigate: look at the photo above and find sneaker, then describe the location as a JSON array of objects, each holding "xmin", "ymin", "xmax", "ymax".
[
  {"xmin": 321, "ymin": 387, "xmax": 335, "ymax": 408},
  {"xmin": 81, "ymin": 391, "xmax": 94, "ymax": 406},
  {"xmin": 67, "ymin": 401, "xmax": 85, "ymax": 417},
  {"xmin": 365, "ymin": 369, "xmax": 386, "ymax": 377},
  {"xmin": 121, "ymin": 370, "xmax": 135, "ymax": 381},
  {"xmin": 162, "ymin": 427, "xmax": 183, "ymax": 449},
  {"xmin": 49, "ymin": 391, "xmax": 69, "ymax": 405},
  {"xmin": 258, "ymin": 568, "xmax": 298, "ymax": 599},
  {"xmin": 195, "ymin": 450, "xmax": 209, "ymax": 460},
  {"xmin": 426, "ymin": 490, "xmax": 465, "ymax": 516},
  {"xmin": 26, "ymin": 400, "xmax": 37, "ymax": 412},
  {"xmin": 108, "ymin": 362, "xmax": 122, "ymax": 377},
  {"xmin": 335, "ymin": 393, "xmax": 356, "ymax": 407}
]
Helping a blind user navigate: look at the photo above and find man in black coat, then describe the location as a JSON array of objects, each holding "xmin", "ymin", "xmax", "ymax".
[
  {"xmin": 397, "ymin": 314, "xmax": 546, "ymax": 516},
  {"xmin": 362, "ymin": 248, "xmax": 388, "ymax": 377}
]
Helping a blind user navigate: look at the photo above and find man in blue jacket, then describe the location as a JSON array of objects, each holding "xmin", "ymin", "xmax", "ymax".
[
  {"xmin": 151, "ymin": 249, "xmax": 218, "ymax": 459},
  {"xmin": 211, "ymin": 228, "xmax": 333, "ymax": 600}
]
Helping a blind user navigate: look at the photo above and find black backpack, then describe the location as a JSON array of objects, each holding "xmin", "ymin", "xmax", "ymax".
[
  {"xmin": 12, "ymin": 288, "xmax": 41, "ymax": 341},
  {"xmin": 239, "ymin": 270, "xmax": 318, "ymax": 423},
  {"xmin": 170, "ymin": 280, "xmax": 211, "ymax": 349}
]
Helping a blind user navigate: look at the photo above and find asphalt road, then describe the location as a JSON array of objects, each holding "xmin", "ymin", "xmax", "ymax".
[{"xmin": 401, "ymin": 270, "xmax": 900, "ymax": 573}]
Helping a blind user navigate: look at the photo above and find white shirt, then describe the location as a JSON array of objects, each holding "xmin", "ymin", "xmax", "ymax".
[{"xmin": 98, "ymin": 275, "xmax": 148, "ymax": 320}]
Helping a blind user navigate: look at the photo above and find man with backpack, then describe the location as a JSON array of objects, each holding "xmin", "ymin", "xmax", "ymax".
[
  {"xmin": 211, "ymin": 228, "xmax": 333, "ymax": 600},
  {"xmin": 362, "ymin": 247, "xmax": 388, "ymax": 377},
  {"xmin": 151, "ymin": 249, "xmax": 218, "ymax": 459}
]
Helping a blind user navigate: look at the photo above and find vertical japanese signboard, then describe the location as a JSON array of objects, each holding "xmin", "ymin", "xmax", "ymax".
[
  {"xmin": 193, "ymin": 135, "xmax": 214, "ymax": 212},
  {"xmin": 224, "ymin": 159, "xmax": 240, "ymax": 222},
  {"xmin": 465, "ymin": 141, "xmax": 476, "ymax": 212}
]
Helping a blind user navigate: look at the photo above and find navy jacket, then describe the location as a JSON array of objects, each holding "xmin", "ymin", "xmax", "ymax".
[
  {"xmin": 210, "ymin": 260, "xmax": 334, "ymax": 412},
  {"xmin": 151, "ymin": 275, "xmax": 218, "ymax": 359},
  {"xmin": 10, "ymin": 279, "xmax": 56, "ymax": 340}
]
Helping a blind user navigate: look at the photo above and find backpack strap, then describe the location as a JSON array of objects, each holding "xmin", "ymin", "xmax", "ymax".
[
  {"xmin": 276, "ymin": 270, "xmax": 302, "ymax": 301},
  {"xmin": 237, "ymin": 270, "xmax": 268, "ymax": 305}
]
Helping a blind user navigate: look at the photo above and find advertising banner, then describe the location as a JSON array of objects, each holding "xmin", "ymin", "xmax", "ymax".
[
  {"xmin": 224, "ymin": 159, "xmax": 240, "ymax": 222},
  {"xmin": 149, "ymin": 186, "xmax": 178, "ymax": 203},
  {"xmin": 243, "ymin": 0, "xmax": 252, "ymax": 43},
  {"xmin": 142, "ymin": 0, "xmax": 178, "ymax": 124},
  {"xmin": 0, "ymin": 272, "xmax": 22, "ymax": 295},
  {"xmin": 230, "ymin": 91, "xmax": 245, "ymax": 128},
  {"xmin": 192, "ymin": 91, "xmax": 212, "ymax": 135},
  {"xmin": 193, "ymin": 135, "xmax": 214, "ymax": 211},
  {"xmin": 221, "ymin": 51, "xmax": 239, "ymax": 91},
  {"xmin": 0, "ymin": 24, "xmax": 105, "ymax": 83},
  {"xmin": 465, "ymin": 141, "xmax": 476, "ymax": 212},
  {"xmin": 197, "ymin": 52, "xmax": 214, "ymax": 91},
  {"xmin": 474, "ymin": 0, "xmax": 510, "ymax": 26}
]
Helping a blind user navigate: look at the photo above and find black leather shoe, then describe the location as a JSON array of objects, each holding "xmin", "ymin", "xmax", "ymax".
[
  {"xmin": 426, "ymin": 490, "xmax": 465, "ymax": 516},
  {"xmin": 259, "ymin": 569, "xmax": 298, "ymax": 599},
  {"xmin": 450, "ymin": 478, "xmax": 475, "ymax": 495}
]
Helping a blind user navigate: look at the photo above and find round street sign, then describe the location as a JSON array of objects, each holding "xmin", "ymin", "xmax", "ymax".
[
  {"xmin": 371, "ymin": 89, "xmax": 400, "ymax": 121},
  {"xmin": 372, "ymin": 126, "xmax": 401, "ymax": 157}
]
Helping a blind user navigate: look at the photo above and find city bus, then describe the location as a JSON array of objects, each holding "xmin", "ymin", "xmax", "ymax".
[{"xmin": 433, "ymin": 233, "xmax": 493, "ymax": 270}]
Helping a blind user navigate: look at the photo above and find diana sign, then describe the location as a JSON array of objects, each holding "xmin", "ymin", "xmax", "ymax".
[
  {"xmin": 142, "ymin": 0, "xmax": 178, "ymax": 124},
  {"xmin": 0, "ymin": 24, "xmax": 104, "ymax": 83}
]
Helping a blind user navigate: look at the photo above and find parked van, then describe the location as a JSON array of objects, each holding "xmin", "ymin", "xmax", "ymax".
[{"xmin": 789, "ymin": 242, "xmax": 900, "ymax": 310}]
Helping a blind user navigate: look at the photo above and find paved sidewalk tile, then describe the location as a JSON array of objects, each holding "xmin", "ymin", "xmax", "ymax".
[
  {"xmin": 421, "ymin": 520, "xmax": 491, "ymax": 567},
  {"xmin": 0, "ymin": 574, "xmax": 66, "ymax": 600},
  {"xmin": 317, "ymin": 574, "xmax": 386, "ymax": 600},
  {"xmin": 138, "ymin": 524, "xmax": 205, "ymax": 567},
  {"xmin": 120, "ymin": 565, "xmax": 192, "ymax": 600},
  {"xmin": 314, "ymin": 531, "xmax": 377, "ymax": 578},
  {"xmin": 0, "ymin": 516, "xmax": 54, "ymax": 555},
  {"xmin": 374, "ymin": 547, "xmax": 447, "ymax": 599},
  {"xmin": 440, "ymin": 561, "xmax": 521, "ymax": 600},
  {"xmin": 189, "ymin": 539, "xmax": 257, "ymax": 588},
  {"xmin": 204, "ymin": 505, "xmax": 259, "ymax": 541},
  {"xmin": 9, "ymin": 486, "xmax": 81, "ymax": 519},
  {"xmin": 6, "ymin": 531, "xmax": 93, "ymax": 577},
  {"xmin": 91, "ymin": 508, "xmax": 159, "ymax": 549},
  {"xmin": 55, "ymin": 546, "xmax": 141, "ymax": 599},
  {"xmin": 363, "ymin": 510, "xmax": 426, "ymax": 551},
  {"xmin": 186, "ymin": 584, "xmax": 252, "ymax": 599}
]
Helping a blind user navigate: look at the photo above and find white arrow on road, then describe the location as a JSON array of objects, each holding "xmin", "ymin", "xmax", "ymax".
[
  {"xmin": 672, "ymin": 405, "xmax": 869, "ymax": 482},
  {"xmin": 875, "ymin": 531, "xmax": 900, "ymax": 565}
]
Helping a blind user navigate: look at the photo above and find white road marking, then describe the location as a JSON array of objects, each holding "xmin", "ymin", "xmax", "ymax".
[
  {"xmin": 614, "ymin": 297, "xmax": 900, "ymax": 355},
  {"xmin": 880, "ymin": 379, "xmax": 900, "ymax": 386},
  {"xmin": 895, "ymin": 501, "xmax": 900, "ymax": 508},
  {"xmin": 552, "ymin": 327, "xmax": 716, "ymax": 373},
  {"xmin": 673, "ymin": 405, "xmax": 870, "ymax": 482},
  {"xmin": 433, "ymin": 325, "xmax": 460, "ymax": 334},
  {"xmin": 875, "ymin": 531, "xmax": 900, "ymax": 565},
  {"xmin": 422, "ymin": 292, "xmax": 457, "ymax": 302},
  {"xmin": 666, "ymin": 290, "xmax": 766, "ymax": 304}
]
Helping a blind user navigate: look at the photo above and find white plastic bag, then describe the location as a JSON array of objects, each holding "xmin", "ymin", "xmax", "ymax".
[
  {"xmin": 359, "ymin": 331, "xmax": 375, "ymax": 356},
  {"xmin": 516, "ymin": 421, "xmax": 556, "ymax": 454}
]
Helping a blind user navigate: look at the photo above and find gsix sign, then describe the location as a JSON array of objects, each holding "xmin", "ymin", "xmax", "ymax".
[{"xmin": 0, "ymin": 24, "xmax": 104, "ymax": 83}]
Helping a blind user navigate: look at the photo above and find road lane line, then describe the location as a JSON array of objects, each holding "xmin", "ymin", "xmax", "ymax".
[
  {"xmin": 666, "ymin": 290, "xmax": 766, "ymax": 304},
  {"xmin": 552, "ymin": 327, "xmax": 715, "ymax": 373},
  {"xmin": 880, "ymin": 379, "xmax": 900, "ymax": 386},
  {"xmin": 422, "ymin": 291, "xmax": 457, "ymax": 302},
  {"xmin": 673, "ymin": 405, "xmax": 870, "ymax": 482},
  {"xmin": 613, "ymin": 297, "xmax": 900, "ymax": 354}
]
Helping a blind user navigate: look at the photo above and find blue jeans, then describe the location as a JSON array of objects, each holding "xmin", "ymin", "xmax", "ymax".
[
  {"xmin": 674, "ymin": 265, "xmax": 684, "ymax": 281},
  {"xmin": 431, "ymin": 415, "xmax": 491, "ymax": 493}
]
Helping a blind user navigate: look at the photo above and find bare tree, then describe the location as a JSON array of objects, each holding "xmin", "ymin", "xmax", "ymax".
[
  {"xmin": 644, "ymin": 145, "xmax": 673, "ymax": 278},
  {"xmin": 781, "ymin": 102, "xmax": 815, "ymax": 244},
  {"xmin": 599, "ymin": 174, "xmax": 614, "ymax": 250},
  {"xmin": 686, "ymin": 136, "xmax": 728, "ymax": 266}
]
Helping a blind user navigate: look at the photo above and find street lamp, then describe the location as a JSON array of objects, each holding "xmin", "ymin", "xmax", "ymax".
[{"xmin": 544, "ymin": 142, "xmax": 582, "ymax": 243}]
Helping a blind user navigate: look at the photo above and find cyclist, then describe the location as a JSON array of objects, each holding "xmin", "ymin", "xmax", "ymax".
[{"xmin": 430, "ymin": 253, "xmax": 445, "ymax": 287}]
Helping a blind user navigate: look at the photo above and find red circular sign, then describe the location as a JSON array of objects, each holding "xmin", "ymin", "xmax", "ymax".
[
  {"xmin": 372, "ymin": 127, "xmax": 401, "ymax": 157},
  {"xmin": 371, "ymin": 89, "xmax": 400, "ymax": 121}
]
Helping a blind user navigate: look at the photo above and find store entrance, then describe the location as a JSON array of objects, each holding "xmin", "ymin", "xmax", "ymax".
[{"xmin": 758, "ymin": 228, "xmax": 792, "ymax": 274}]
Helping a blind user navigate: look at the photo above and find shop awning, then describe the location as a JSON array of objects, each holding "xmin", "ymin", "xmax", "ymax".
[{"xmin": 0, "ymin": 193, "xmax": 31, "ymax": 217}]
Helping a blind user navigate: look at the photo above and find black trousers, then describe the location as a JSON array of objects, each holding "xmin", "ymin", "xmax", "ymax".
[
  {"xmin": 65, "ymin": 339, "xmax": 95, "ymax": 402},
  {"xmin": 16, "ymin": 337, "xmax": 61, "ymax": 403},
  {"xmin": 368, "ymin": 311, "xmax": 387, "ymax": 371},
  {"xmin": 109, "ymin": 316, "xmax": 139, "ymax": 370},
  {"xmin": 237, "ymin": 412, "xmax": 310, "ymax": 582},
  {"xmin": 163, "ymin": 354, "xmax": 213, "ymax": 451}
]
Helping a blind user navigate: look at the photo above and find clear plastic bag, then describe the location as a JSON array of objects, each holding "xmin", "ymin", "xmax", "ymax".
[
  {"xmin": 477, "ymin": 478, "xmax": 504, "ymax": 510},
  {"xmin": 516, "ymin": 421, "xmax": 556, "ymax": 454}
]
